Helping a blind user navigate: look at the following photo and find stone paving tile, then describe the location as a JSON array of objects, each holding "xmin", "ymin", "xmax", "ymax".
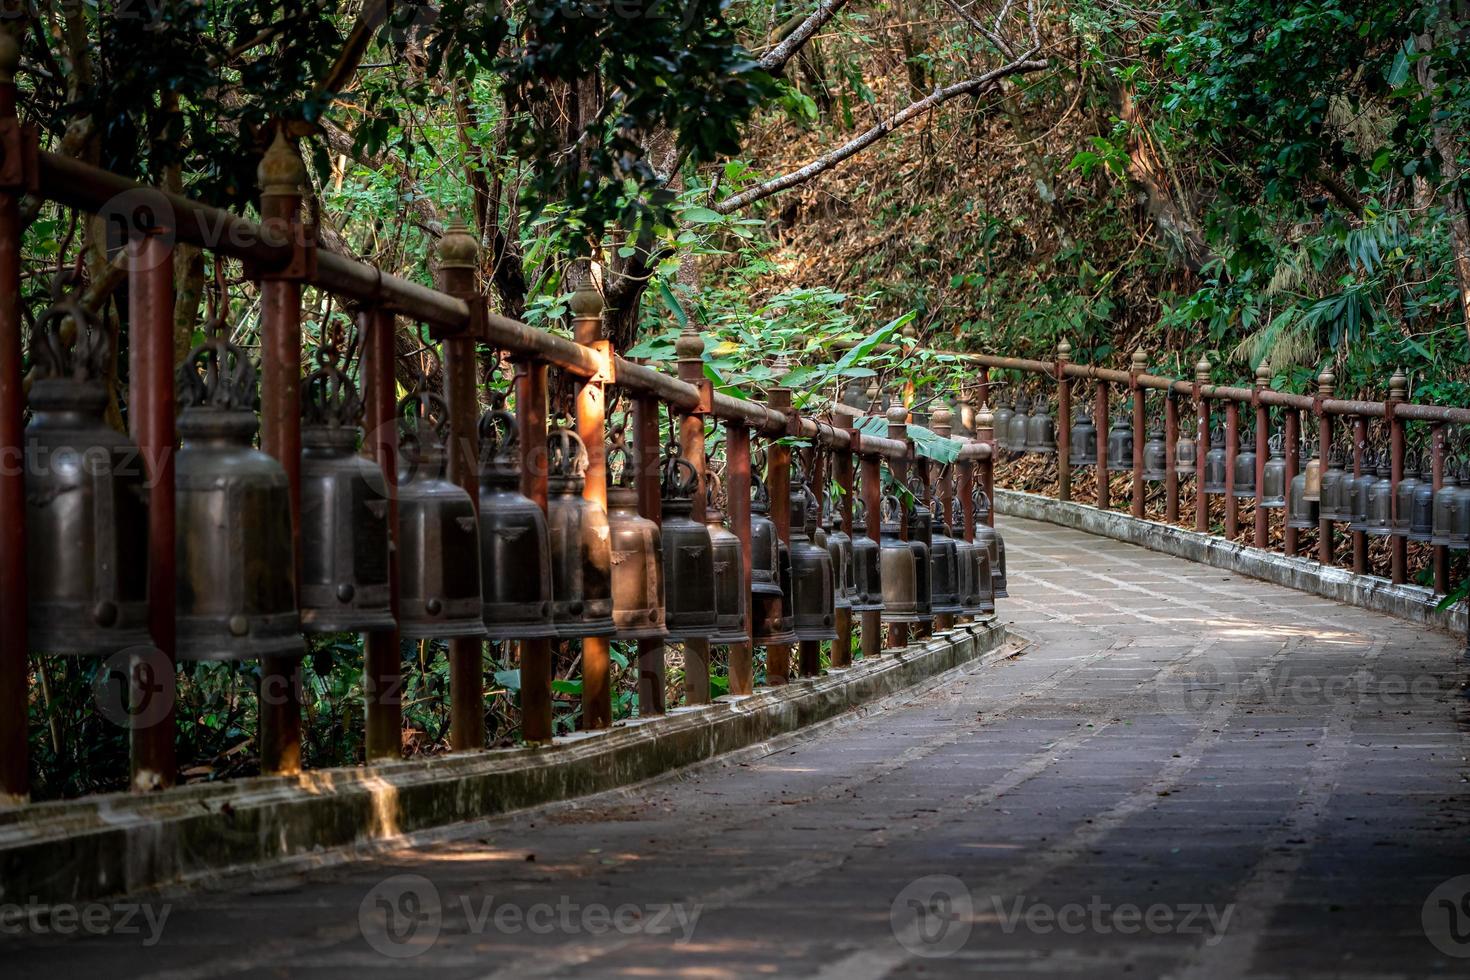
[{"xmin": 4, "ymin": 515, "xmax": 1468, "ymax": 979}]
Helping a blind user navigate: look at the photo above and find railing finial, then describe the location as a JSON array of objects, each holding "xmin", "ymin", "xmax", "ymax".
[
  {"xmin": 1057, "ymin": 339, "xmax": 1072, "ymax": 363},
  {"xmin": 1389, "ymin": 368, "xmax": 1408, "ymax": 401},
  {"xmin": 258, "ymin": 127, "xmax": 306, "ymax": 198},
  {"xmin": 1255, "ymin": 364, "xmax": 1271, "ymax": 388},
  {"xmin": 1131, "ymin": 349, "xmax": 1147, "ymax": 373},
  {"xmin": 438, "ymin": 220, "xmax": 479, "ymax": 270},
  {"xmin": 1194, "ymin": 356, "xmax": 1211, "ymax": 385},
  {"xmin": 1317, "ymin": 371, "xmax": 1335, "ymax": 398}
]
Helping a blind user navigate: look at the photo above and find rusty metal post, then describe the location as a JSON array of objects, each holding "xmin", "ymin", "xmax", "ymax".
[
  {"xmin": 517, "ymin": 358, "xmax": 555, "ymax": 741},
  {"xmin": 832, "ymin": 448, "xmax": 856, "ymax": 665},
  {"xmin": 256, "ymin": 130, "xmax": 306, "ymax": 776},
  {"xmin": 860, "ymin": 452, "xmax": 883, "ymax": 658},
  {"xmin": 1095, "ymin": 380, "xmax": 1110, "ymax": 510},
  {"xmin": 767, "ymin": 386, "xmax": 794, "ymax": 683},
  {"xmin": 1224, "ymin": 399, "xmax": 1239, "ymax": 539},
  {"xmin": 1432, "ymin": 423, "xmax": 1449, "ymax": 593},
  {"xmin": 886, "ymin": 404, "xmax": 911, "ymax": 650},
  {"xmin": 1165, "ymin": 393, "xmax": 1180, "ymax": 523},
  {"xmin": 1317, "ymin": 372, "xmax": 1335, "ymax": 567},
  {"xmin": 978, "ymin": 404, "xmax": 996, "ymax": 527},
  {"xmin": 1284, "ymin": 408, "xmax": 1301, "ymax": 557},
  {"xmin": 726, "ymin": 421, "xmax": 754, "ymax": 693},
  {"xmin": 931, "ymin": 409, "xmax": 956, "ymax": 633},
  {"xmin": 976, "ymin": 367, "xmax": 991, "ymax": 422},
  {"xmin": 438, "ymin": 222, "xmax": 485, "ymax": 751},
  {"xmin": 633, "ymin": 389, "xmax": 665, "ymax": 713},
  {"xmin": 1352, "ymin": 414, "xmax": 1368, "ymax": 575},
  {"xmin": 1254, "ymin": 367, "xmax": 1270, "ymax": 550},
  {"xmin": 1130, "ymin": 351, "xmax": 1146, "ymax": 517},
  {"xmin": 361, "ymin": 308, "xmax": 401, "ymax": 761},
  {"xmin": 676, "ymin": 326, "xmax": 712, "ymax": 702},
  {"xmin": 1388, "ymin": 370, "xmax": 1407, "ymax": 584},
  {"xmin": 0, "ymin": 36, "xmax": 28, "ymax": 803},
  {"xmin": 1056, "ymin": 341, "xmax": 1072, "ymax": 502},
  {"xmin": 570, "ymin": 273, "xmax": 612, "ymax": 728},
  {"xmin": 1195, "ymin": 358, "xmax": 1210, "ymax": 532}
]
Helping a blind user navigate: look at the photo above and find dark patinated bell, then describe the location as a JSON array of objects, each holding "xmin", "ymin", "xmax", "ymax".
[
  {"xmin": 849, "ymin": 501, "xmax": 883, "ymax": 613},
  {"xmin": 1430, "ymin": 463, "xmax": 1462, "ymax": 547},
  {"xmin": 1347, "ymin": 451, "xmax": 1378, "ymax": 533},
  {"xmin": 298, "ymin": 344, "xmax": 394, "ymax": 634},
  {"xmin": 1106, "ymin": 417, "xmax": 1134, "ymax": 472},
  {"xmin": 878, "ymin": 495, "xmax": 922, "ymax": 623},
  {"xmin": 975, "ymin": 488, "xmax": 992, "ymax": 524},
  {"xmin": 546, "ymin": 425, "xmax": 615, "ymax": 638},
  {"xmin": 705, "ymin": 471, "xmax": 748, "ymax": 644},
  {"xmin": 175, "ymin": 330, "xmax": 302, "ymax": 660},
  {"xmin": 1203, "ymin": 428, "xmax": 1228, "ymax": 494},
  {"xmin": 750, "ymin": 473, "xmax": 796, "ymax": 645},
  {"xmin": 1232, "ymin": 429, "xmax": 1257, "ymax": 498},
  {"xmin": 1142, "ymin": 427, "xmax": 1168, "ymax": 481},
  {"xmin": 1392, "ymin": 455, "xmax": 1422, "ymax": 537},
  {"xmin": 1408, "ymin": 468, "xmax": 1436, "ymax": 542},
  {"xmin": 603, "ymin": 433, "xmax": 666, "ymax": 641},
  {"xmin": 1260, "ymin": 433, "xmax": 1287, "ymax": 508},
  {"xmin": 1027, "ymin": 400, "xmax": 1057, "ymax": 454},
  {"xmin": 24, "ymin": 274, "xmax": 151, "ymax": 655},
  {"xmin": 905, "ymin": 481, "xmax": 934, "ymax": 620},
  {"xmin": 948, "ymin": 501, "xmax": 977, "ymax": 617},
  {"xmin": 396, "ymin": 388, "xmax": 485, "ymax": 641},
  {"xmin": 1286, "ymin": 448, "xmax": 1319, "ymax": 530},
  {"xmin": 992, "ymin": 399, "xmax": 1015, "ymax": 452},
  {"xmin": 1365, "ymin": 456, "xmax": 1394, "ymax": 536},
  {"xmin": 788, "ymin": 481, "xmax": 835, "ymax": 641},
  {"xmin": 1070, "ymin": 409, "xmax": 1098, "ymax": 466},
  {"xmin": 661, "ymin": 446, "xmax": 718, "ymax": 641},
  {"xmin": 974, "ymin": 488, "xmax": 1007, "ymax": 598},
  {"xmin": 478, "ymin": 407, "xmax": 557, "ymax": 639},
  {"xmin": 1319, "ymin": 449, "xmax": 1349, "ymax": 522},
  {"xmin": 1451, "ymin": 466, "xmax": 1470, "ymax": 551},
  {"xmin": 821, "ymin": 492, "xmax": 857, "ymax": 610},
  {"xmin": 926, "ymin": 488, "xmax": 962, "ymax": 615},
  {"xmin": 1007, "ymin": 395, "xmax": 1031, "ymax": 454},
  {"xmin": 1175, "ymin": 430, "xmax": 1197, "ymax": 475}
]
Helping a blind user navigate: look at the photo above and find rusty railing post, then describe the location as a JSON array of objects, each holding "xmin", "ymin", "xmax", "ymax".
[
  {"xmin": 1432, "ymin": 422, "xmax": 1449, "ymax": 594},
  {"xmin": 1316, "ymin": 372, "xmax": 1335, "ymax": 567},
  {"xmin": 833, "ymin": 445, "xmax": 856, "ymax": 665},
  {"xmin": 726, "ymin": 420, "xmax": 754, "ymax": 692},
  {"xmin": 676, "ymin": 325, "xmax": 712, "ymax": 702},
  {"xmin": 571, "ymin": 271, "xmax": 613, "ymax": 728},
  {"xmin": 860, "ymin": 450, "xmax": 883, "ymax": 657},
  {"xmin": 978, "ymin": 405, "xmax": 995, "ymax": 526},
  {"xmin": 766, "ymin": 386, "xmax": 794, "ymax": 683},
  {"xmin": 1095, "ymin": 379, "xmax": 1110, "ymax": 510},
  {"xmin": 1165, "ymin": 392, "xmax": 1180, "ymax": 523},
  {"xmin": 957, "ymin": 449, "xmax": 974, "ymax": 623},
  {"xmin": 1254, "ymin": 366, "xmax": 1270, "ymax": 550},
  {"xmin": 1130, "ymin": 350, "xmax": 1146, "ymax": 518},
  {"xmin": 361, "ymin": 307, "xmax": 402, "ymax": 761},
  {"xmin": 0, "ymin": 35, "xmax": 26, "ymax": 803},
  {"xmin": 516, "ymin": 358, "xmax": 555, "ymax": 740},
  {"xmin": 1224, "ymin": 398, "xmax": 1239, "ymax": 540},
  {"xmin": 1284, "ymin": 407, "xmax": 1301, "ymax": 557},
  {"xmin": 1195, "ymin": 358, "xmax": 1210, "ymax": 532},
  {"xmin": 931, "ymin": 408, "xmax": 956, "ymax": 633},
  {"xmin": 886, "ymin": 404, "xmax": 911, "ymax": 650},
  {"xmin": 256, "ymin": 129, "xmax": 307, "ymax": 776},
  {"xmin": 633, "ymin": 387, "xmax": 665, "ymax": 713},
  {"xmin": 1056, "ymin": 340, "xmax": 1071, "ymax": 502},
  {"xmin": 1351, "ymin": 414, "xmax": 1368, "ymax": 575},
  {"xmin": 1388, "ymin": 370, "xmax": 1407, "ymax": 584}
]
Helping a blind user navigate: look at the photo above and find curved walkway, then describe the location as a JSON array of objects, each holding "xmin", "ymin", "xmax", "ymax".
[{"xmin": 7, "ymin": 517, "xmax": 1469, "ymax": 978}]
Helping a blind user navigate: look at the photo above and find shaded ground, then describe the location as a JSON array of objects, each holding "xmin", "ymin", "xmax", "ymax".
[{"xmin": 5, "ymin": 517, "xmax": 1468, "ymax": 978}]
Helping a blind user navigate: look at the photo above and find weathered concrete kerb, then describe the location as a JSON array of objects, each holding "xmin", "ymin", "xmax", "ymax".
[
  {"xmin": 0, "ymin": 620, "xmax": 1010, "ymax": 905},
  {"xmin": 995, "ymin": 488, "xmax": 1468, "ymax": 636}
]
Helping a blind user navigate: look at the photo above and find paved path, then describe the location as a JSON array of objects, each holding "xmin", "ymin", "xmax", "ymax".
[{"xmin": 7, "ymin": 517, "xmax": 1470, "ymax": 977}]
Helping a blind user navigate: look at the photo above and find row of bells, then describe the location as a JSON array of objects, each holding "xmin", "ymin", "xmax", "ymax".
[
  {"xmin": 22, "ymin": 329, "xmax": 1006, "ymax": 658},
  {"xmin": 1283, "ymin": 449, "xmax": 1470, "ymax": 548}
]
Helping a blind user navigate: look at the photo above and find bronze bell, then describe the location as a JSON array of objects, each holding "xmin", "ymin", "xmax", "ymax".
[
  {"xmin": 749, "ymin": 473, "xmax": 796, "ymax": 645},
  {"xmin": 1260, "ymin": 433, "xmax": 1287, "ymax": 508},
  {"xmin": 478, "ymin": 406, "xmax": 557, "ymax": 639},
  {"xmin": 174, "ymin": 329, "xmax": 302, "ymax": 660},
  {"xmin": 1346, "ymin": 451, "xmax": 1378, "ymax": 533},
  {"xmin": 1408, "ymin": 466, "xmax": 1436, "ymax": 542},
  {"xmin": 788, "ymin": 480, "xmax": 836, "ymax": 641},
  {"xmin": 24, "ymin": 273, "xmax": 151, "ymax": 655},
  {"xmin": 1430, "ymin": 462, "xmax": 1463, "ymax": 548},
  {"xmin": 1007, "ymin": 395, "xmax": 1031, "ymax": 454},
  {"xmin": 992, "ymin": 399, "xmax": 1015, "ymax": 452},
  {"xmin": 973, "ymin": 487, "xmax": 1007, "ymax": 598},
  {"xmin": 1202, "ymin": 428, "xmax": 1228, "ymax": 493},
  {"xmin": 1026, "ymin": 400, "xmax": 1057, "ymax": 454},
  {"xmin": 1364, "ymin": 455, "xmax": 1395, "ymax": 536},
  {"xmin": 1070, "ymin": 408, "xmax": 1098, "ymax": 466},
  {"xmin": 1451, "ymin": 465, "xmax": 1470, "ymax": 551},
  {"xmin": 660, "ymin": 445, "xmax": 718, "ymax": 641},
  {"xmin": 1318, "ymin": 449, "xmax": 1349, "ymax": 522},
  {"xmin": 1303, "ymin": 447, "xmax": 1323, "ymax": 501},
  {"xmin": 905, "ymin": 482, "xmax": 934, "ymax": 619},
  {"xmin": 298, "ymin": 343, "xmax": 394, "ymax": 634},
  {"xmin": 1391, "ymin": 454, "xmax": 1423, "ymax": 537},
  {"xmin": 1106, "ymin": 416, "xmax": 1134, "ymax": 472},
  {"xmin": 975, "ymin": 487, "xmax": 992, "ymax": 524},
  {"xmin": 957, "ymin": 496, "xmax": 995, "ymax": 617},
  {"xmin": 848, "ymin": 501, "xmax": 884, "ymax": 612},
  {"xmin": 1286, "ymin": 447, "xmax": 1320, "ymax": 530},
  {"xmin": 821, "ymin": 492, "xmax": 858, "ymax": 610},
  {"xmin": 603, "ymin": 432, "xmax": 666, "ymax": 641},
  {"xmin": 546, "ymin": 424, "xmax": 616, "ymax": 638},
  {"xmin": 704, "ymin": 471, "xmax": 748, "ymax": 644},
  {"xmin": 948, "ymin": 501, "xmax": 977, "ymax": 616},
  {"xmin": 1232, "ymin": 429, "xmax": 1257, "ymax": 498},
  {"xmin": 925, "ymin": 486, "xmax": 963, "ymax": 615},
  {"xmin": 878, "ymin": 495, "xmax": 922, "ymax": 623},
  {"xmin": 1175, "ymin": 430, "xmax": 1197, "ymax": 475},
  {"xmin": 396, "ymin": 387, "xmax": 485, "ymax": 641},
  {"xmin": 1142, "ymin": 426, "xmax": 1168, "ymax": 481}
]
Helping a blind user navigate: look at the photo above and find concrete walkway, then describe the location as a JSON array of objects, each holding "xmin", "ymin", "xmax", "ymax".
[{"xmin": 6, "ymin": 517, "xmax": 1469, "ymax": 977}]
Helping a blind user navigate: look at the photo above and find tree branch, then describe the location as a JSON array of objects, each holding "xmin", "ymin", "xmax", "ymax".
[{"xmin": 759, "ymin": 0, "xmax": 852, "ymax": 73}]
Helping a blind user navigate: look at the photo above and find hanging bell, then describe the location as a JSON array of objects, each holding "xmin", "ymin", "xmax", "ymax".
[
  {"xmin": 905, "ymin": 484, "xmax": 934, "ymax": 620},
  {"xmin": 1430, "ymin": 463, "xmax": 1464, "ymax": 548},
  {"xmin": 1364, "ymin": 455, "xmax": 1395, "ymax": 536},
  {"xmin": 1069, "ymin": 409, "xmax": 1098, "ymax": 466},
  {"xmin": 1202, "ymin": 428, "xmax": 1228, "ymax": 494},
  {"xmin": 1175, "ymin": 430, "xmax": 1197, "ymax": 476},
  {"xmin": 1318, "ymin": 449, "xmax": 1349, "ymax": 522},
  {"xmin": 972, "ymin": 487, "xmax": 1007, "ymax": 599},
  {"xmin": 749, "ymin": 472, "xmax": 797, "ymax": 645},
  {"xmin": 704, "ymin": 471, "xmax": 748, "ymax": 645},
  {"xmin": 1451, "ymin": 464, "xmax": 1470, "ymax": 551},
  {"xmin": 1026, "ymin": 400, "xmax": 1057, "ymax": 454},
  {"xmin": 1260, "ymin": 433, "xmax": 1287, "ymax": 508},
  {"xmin": 24, "ymin": 272, "xmax": 151, "ymax": 655},
  {"xmin": 174, "ymin": 330, "xmax": 302, "ymax": 660},
  {"xmin": 603, "ymin": 432, "xmax": 666, "ymax": 641},
  {"xmin": 878, "ymin": 495, "xmax": 922, "ymax": 623},
  {"xmin": 546, "ymin": 424, "xmax": 616, "ymax": 638},
  {"xmin": 1407, "ymin": 465, "xmax": 1436, "ymax": 542},
  {"xmin": 992, "ymin": 399, "xmax": 1015, "ymax": 453},
  {"xmin": 849, "ymin": 500, "xmax": 884, "ymax": 613},
  {"xmin": 396, "ymin": 388, "xmax": 485, "ymax": 641},
  {"xmin": 974, "ymin": 486, "xmax": 992, "ymax": 524},
  {"xmin": 298, "ymin": 343, "xmax": 394, "ymax": 634},
  {"xmin": 1392, "ymin": 454, "xmax": 1423, "ymax": 537},
  {"xmin": 660, "ymin": 445, "xmax": 718, "ymax": 641},
  {"xmin": 1346, "ymin": 451, "xmax": 1378, "ymax": 533},
  {"xmin": 1106, "ymin": 417, "xmax": 1135, "ymax": 473},
  {"xmin": 478, "ymin": 406, "xmax": 557, "ymax": 639},
  {"xmin": 1232, "ymin": 429, "xmax": 1257, "ymax": 498},
  {"xmin": 923, "ymin": 484, "xmax": 962, "ymax": 616},
  {"xmin": 821, "ymin": 491, "xmax": 858, "ymax": 610},
  {"xmin": 788, "ymin": 480, "xmax": 836, "ymax": 641},
  {"xmin": 1142, "ymin": 427, "xmax": 1168, "ymax": 481},
  {"xmin": 948, "ymin": 498, "xmax": 977, "ymax": 616},
  {"xmin": 1303, "ymin": 449, "xmax": 1323, "ymax": 502},
  {"xmin": 1286, "ymin": 447, "xmax": 1320, "ymax": 530}
]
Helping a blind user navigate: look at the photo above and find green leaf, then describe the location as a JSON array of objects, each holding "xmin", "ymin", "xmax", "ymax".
[{"xmin": 493, "ymin": 669, "xmax": 521, "ymax": 692}]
